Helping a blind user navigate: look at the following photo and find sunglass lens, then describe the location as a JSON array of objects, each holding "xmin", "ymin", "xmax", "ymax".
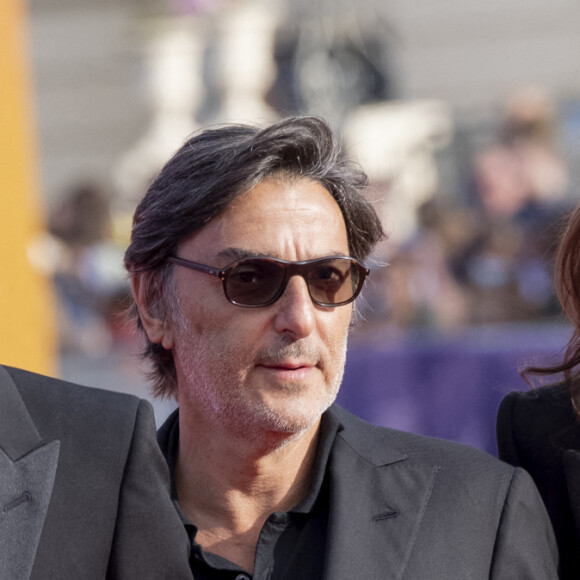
[
  {"xmin": 308, "ymin": 259, "xmax": 358, "ymax": 305},
  {"xmin": 225, "ymin": 259, "xmax": 284, "ymax": 306}
]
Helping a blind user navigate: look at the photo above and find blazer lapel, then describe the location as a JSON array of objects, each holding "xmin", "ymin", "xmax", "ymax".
[
  {"xmin": 322, "ymin": 415, "xmax": 439, "ymax": 580},
  {"xmin": 0, "ymin": 366, "xmax": 60, "ymax": 580}
]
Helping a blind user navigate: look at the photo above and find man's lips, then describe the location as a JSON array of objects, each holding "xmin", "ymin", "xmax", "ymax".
[
  {"xmin": 258, "ymin": 360, "xmax": 316, "ymax": 370},
  {"xmin": 257, "ymin": 360, "xmax": 317, "ymax": 379}
]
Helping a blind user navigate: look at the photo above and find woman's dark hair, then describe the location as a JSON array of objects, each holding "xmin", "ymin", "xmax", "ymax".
[
  {"xmin": 525, "ymin": 203, "xmax": 580, "ymax": 410},
  {"xmin": 124, "ymin": 116, "xmax": 385, "ymax": 398}
]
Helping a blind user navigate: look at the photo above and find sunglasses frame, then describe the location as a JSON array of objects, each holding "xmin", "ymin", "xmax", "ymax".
[{"xmin": 167, "ymin": 255, "xmax": 369, "ymax": 308}]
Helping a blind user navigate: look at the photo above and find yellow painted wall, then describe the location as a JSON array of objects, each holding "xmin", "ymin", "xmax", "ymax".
[{"xmin": 0, "ymin": 0, "xmax": 57, "ymax": 375}]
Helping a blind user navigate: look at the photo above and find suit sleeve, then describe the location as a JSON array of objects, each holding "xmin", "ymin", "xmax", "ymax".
[
  {"xmin": 107, "ymin": 400, "xmax": 193, "ymax": 580},
  {"xmin": 489, "ymin": 466, "xmax": 559, "ymax": 579}
]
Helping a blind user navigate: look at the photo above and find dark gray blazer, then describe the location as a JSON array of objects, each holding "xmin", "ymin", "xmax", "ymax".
[
  {"xmin": 322, "ymin": 405, "xmax": 558, "ymax": 579},
  {"xmin": 0, "ymin": 365, "xmax": 192, "ymax": 580},
  {"xmin": 165, "ymin": 402, "xmax": 558, "ymax": 578}
]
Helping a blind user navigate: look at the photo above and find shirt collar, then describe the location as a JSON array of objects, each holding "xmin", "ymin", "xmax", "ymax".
[{"xmin": 157, "ymin": 406, "xmax": 343, "ymax": 519}]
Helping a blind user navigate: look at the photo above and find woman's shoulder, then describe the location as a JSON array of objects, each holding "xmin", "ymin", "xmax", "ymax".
[
  {"xmin": 506, "ymin": 381, "xmax": 570, "ymax": 399},
  {"xmin": 499, "ymin": 382, "xmax": 580, "ymax": 449},
  {"xmin": 501, "ymin": 382, "xmax": 574, "ymax": 415}
]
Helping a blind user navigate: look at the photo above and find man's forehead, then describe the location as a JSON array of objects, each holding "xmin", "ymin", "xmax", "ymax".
[{"xmin": 178, "ymin": 178, "xmax": 349, "ymax": 260}]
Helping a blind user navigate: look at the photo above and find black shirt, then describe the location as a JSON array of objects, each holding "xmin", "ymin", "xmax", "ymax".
[{"xmin": 157, "ymin": 410, "xmax": 341, "ymax": 580}]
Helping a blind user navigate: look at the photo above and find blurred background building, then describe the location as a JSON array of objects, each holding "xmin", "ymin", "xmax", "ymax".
[{"xmin": 4, "ymin": 0, "xmax": 580, "ymax": 449}]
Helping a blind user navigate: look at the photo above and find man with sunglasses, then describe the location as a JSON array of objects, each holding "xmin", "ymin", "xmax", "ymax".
[{"xmin": 125, "ymin": 116, "xmax": 557, "ymax": 578}]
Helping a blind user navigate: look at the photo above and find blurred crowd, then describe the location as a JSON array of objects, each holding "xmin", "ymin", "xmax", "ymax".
[
  {"xmin": 47, "ymin": 84, "xmax": 576, "ymax": 358},
  {"xmin": 363, "ymin": 86, "xmax": 573, "ymax": 335},
  {"xmin": 47, "ymin": 182, "xmax": 130, "ymax": 356},
  {"xmin": 42, "ymin": 1, "xmax": 580, "ymax": 357}
]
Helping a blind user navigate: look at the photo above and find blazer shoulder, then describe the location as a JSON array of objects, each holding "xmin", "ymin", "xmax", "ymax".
[
  {"xmin": 331, "ymin": 404, "xmax": 512, "ymax": 479},
  {"xmin": 389, "ymin": 424, "xmax": 512, "ymax": 476},
  {"xmin": 500, "ymin": 382, "xmax": 572, "ymax": 409},
  {"xmin": 498, "ymin": 383, "xmax": 579, "ymax": 448},
  {"xmin": 3, "ymin": 364, "xmax": 142, "ymax": 412},
  {"xmin": 2, "ymin": 365, "xmax": 149, "ymax": 448}
]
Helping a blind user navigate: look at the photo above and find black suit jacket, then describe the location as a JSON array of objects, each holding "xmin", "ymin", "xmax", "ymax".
[
  {"xmin": 163, "ymin": 403, "xmax": 558, "ymax": 578},
  {"xmin": 0, "ymin": 365, "xmax": 193, "ymax": 580},
  {"xmin": 324, "ymin": 406, "xmax": 557, "ymax": 579},
  {"xmin": 497, "ymin": 384, "xmax": 580, "ymax": 579}
]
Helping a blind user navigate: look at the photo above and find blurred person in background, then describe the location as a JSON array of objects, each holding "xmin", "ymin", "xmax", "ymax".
[
  {"xmin": 376, "ymin": 198, "xmax": 472, "ymax": 332},
  {"xmin": 463, "ymin": 86, "xmax": 572, "ymax": 326},
  {"xmin": 497, "ymin": 202, "xmax": 580, "ymax": 579},
  {"xmin": 0, "ymin": 364, "xmax": 192, "ymax": 579},
  {"xmin": 125, "ymin": 115, "xmax": 557, "ymax": 579},
  {"xmin": 473, "ymin": 86, "xmax": 569, "ymax": 223},
  {"xmin": 48, "ymin": 181, "xmax": 130, "ymax": 357}
]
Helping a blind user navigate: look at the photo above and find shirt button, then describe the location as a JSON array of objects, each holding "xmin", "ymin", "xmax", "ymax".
[{"xmin": 235, "ymin": 575, "xmax": 250, "ymax": 580}]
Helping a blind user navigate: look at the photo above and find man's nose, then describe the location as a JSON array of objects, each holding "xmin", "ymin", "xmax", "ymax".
[{"xmin": 272, "ymin": 275, "xmax": 316, "ymax": 338}]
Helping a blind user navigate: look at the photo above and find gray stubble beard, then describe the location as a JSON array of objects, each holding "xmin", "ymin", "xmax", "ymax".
[{"xmin": 172, "ymin": 314, "xmax": 348, "ymax": 443}]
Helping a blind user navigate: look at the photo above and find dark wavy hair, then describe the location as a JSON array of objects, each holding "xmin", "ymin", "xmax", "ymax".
[
  {"xmin": 525, "ymin": 203, "xmax": 580, "ymax": 411},
  {"xmin": 124, "ymin": 116, "xmax": 385, "ymax": 398}
]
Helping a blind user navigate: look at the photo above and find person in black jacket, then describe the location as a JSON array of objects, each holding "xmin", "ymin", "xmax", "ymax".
[
  {"xmin": 125, "ymin": 115, "xmax": 557, "ymax": 579},
  {"xmin": 497, "ymin": 202, "xmax": 580, "ymax": 579},
  {"xmin": 0, "ymin": 364, "xmax": 193, "ymax": 580}
]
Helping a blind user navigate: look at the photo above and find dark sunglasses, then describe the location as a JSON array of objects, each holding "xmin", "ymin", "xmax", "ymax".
[{"xmin": 167, "ymin": 255, "xmax": 369, "ymax": 308}]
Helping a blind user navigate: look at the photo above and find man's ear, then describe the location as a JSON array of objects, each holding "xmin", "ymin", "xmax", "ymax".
[{"xmin": 131, "ymin": 272, "xmax": 175, "ymax": 350}]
